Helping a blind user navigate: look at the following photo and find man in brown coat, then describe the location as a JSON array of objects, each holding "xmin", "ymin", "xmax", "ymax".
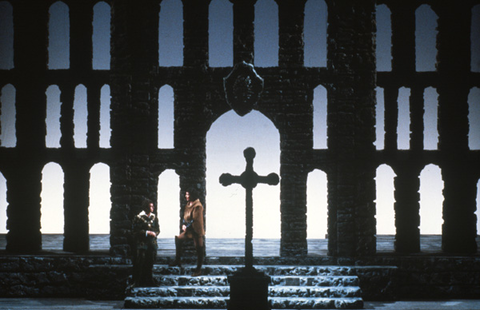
[{"xmin": 169, "ymin": 188, "xmax": 205, "ymax": 276}]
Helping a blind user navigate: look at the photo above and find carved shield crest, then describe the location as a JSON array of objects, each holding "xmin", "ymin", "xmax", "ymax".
[{"xmin": 223, "ymin": 61, "xmax": 264, "ymax": 117}]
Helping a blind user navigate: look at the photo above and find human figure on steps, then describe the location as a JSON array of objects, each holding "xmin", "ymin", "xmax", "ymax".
[
  {"xmin": 169, "ymin": 189, "xmax": 205, "ymax": 277},
  {"xmin": 132, "ymin": 198, "xmax": 160, "ymax": 287}
]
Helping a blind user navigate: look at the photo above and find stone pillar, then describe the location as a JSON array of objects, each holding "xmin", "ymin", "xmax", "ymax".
[
  {"xmin": 87, "ymin": 84, "xmax": 101, "ymax": 150},
  {"xmin": 183, "ymin": 0, "xmax": 210, "ymax": 68},
  {"xmin": 271, "ymin": 0, "xmax": 310, "ymax": 257},
  {"xmin": 6, "ymin": 1, "xmax": 48, "ymax": 252},
  {"xmin": 435, "ymin": 2, "xmax": 477, "ymax": 254},
  {"xmin": 70, "ymin": 2, "xmax": 93, "ymax": 72},
  {"xmin": 278, "ymin": 85, "xmax": 311, "ymax": 257},
  {"xmin": 231, "ymin": 0, "xmax": 256, "ymax": 64},
  {"xmin": 5, "ymin": 163, "xmax": 43, "ymax": 253},
  {"xmin": 393, "ymin": 166, "xmax": 420, "ymax": 253},
  {"xmin": 390, "ymin": 3, "xmax": 415, "ymax": 76},
  {"xmin": 59, "ymin": 84, "xmax": 75, "ymax": 149},
  {"xmin": 110, "ymin": 0, "xmax": 160, "ymax": 256},
  {"xmin": 276, "ymin": 0, "xmax": 306, "ymax": 67},
  {"xmin": 409, "ymin": 87, "xmax": 424, "ymax": 152},
  {"xmin": 383, "ymin": 87, "xmax": 399, "ymax": 152},
  {"xmin": 63, "ymin": 164, "xmax": 90, "ymax": 253},
  {"xmin": 326, "ymin": 0, "xmax": 377, "ymax": 257}
]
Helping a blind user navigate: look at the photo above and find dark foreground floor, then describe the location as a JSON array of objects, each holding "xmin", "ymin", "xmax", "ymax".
[{"xmin": 1, "ymin": 298, "xmax": 480, "ymax": 310}]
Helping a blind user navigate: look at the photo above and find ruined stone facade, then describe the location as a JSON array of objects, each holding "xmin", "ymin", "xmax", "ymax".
[{"xmin": 0, "ymin": 0, "xmax": 479, "ymax": 299}]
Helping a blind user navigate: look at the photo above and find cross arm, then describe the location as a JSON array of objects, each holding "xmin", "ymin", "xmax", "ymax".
[
  {"xmin": 257, "ymin": 173, "xmax": 280, "ymax": 186},
  {"xmin": 219, "ymin": 173, "xmax": 243, "ymax": 187}
]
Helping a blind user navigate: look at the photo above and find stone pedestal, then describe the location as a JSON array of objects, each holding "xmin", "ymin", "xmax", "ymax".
[{"xmin": 228, "ymin": 267, "xmax": 271, "ymax": 310}]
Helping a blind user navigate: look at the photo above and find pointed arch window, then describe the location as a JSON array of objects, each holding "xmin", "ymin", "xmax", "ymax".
[
  {"xmin": 471, "ymin": 5, "xmax": 480, "ymax": 72},
  {"xmin": 158, "ymin": 170, "xmax": 180, "ymax": 240},
  {"xmin": 206, "ymin": 111, "xmax": 281, "ymax": 246},
  {"xmin": 419, "ymin": 165, "xmax": 444, "ymax": 238},
  {"xmin": 375, "ymin": 165, "xmax": 396, "ymax": 235},
  {"xmin": 0, "ymin": 1, "xmax": 14, "ymax": 69},
  {"xmin": 468, "ymin": 87, "xmax": 480, "ymax": 150},
  {"xmin": 376, "ymin": 4, "xmax": 392, "ymax": 71},
  {"xmin": 415, "ymin": 5, "xmax": 438, "ymax": 72},
  {"xmin": 99, "ymin": 85, "xmax": 111, "ymax": 148},
  {"xmin": 0, "ymin": 172, "xmax": 6, "ymax": 235},
  {"xmin": 89, "ymin": 163, "xmax": 110, "ymax": 236},
  {"xmin": 375, "ymin": 164, "xmax": 396, "ymax": 252},
  {"xmin": 41, "ymin": 163, "xmax": 65, "ymax": 235},
  {"xmin": 304, "ymin": 0, "xmax": 327, "ymax": 67},
  {"xmin": 46, "ymin": 85, "xmax": 61, "ymax": 148},
  {"xmin": 254, "ymin": 0, "xmax": 278, "ymax": 67},
  {"xmin": 48, "ymin": 2, "xmax": 70, "ymax": 70},
  {"xmin": 159, "ymin": 0, "xmax": 183, "ymax": 67},
  {"xmin": 306, "ymin": 169, "xmax": 328, "ymax": 241},
  {"xmin": 209, "ymin": 0, "xmax": 233, "ymax": 67},
  {"xmin": 424, "ymin": 87, "xmax": 439, "ymax": 150},
  {"xmin": 476, "ymin": 179, "xmax": 480, "ymax": 234},
  {"xmin": 398, "ymin": 87, "xmax": 411, "ymax": 150},
  {"xmin": 73, "ymin": 85, "xmax": 88, "ymax": 148},
  {"xmin": 158, "ymin": 85, "xmax": 174, "ymax": 149},
  {"xmin": 313, "ymin": 85, "xmax": 327, "ymax": 149},
  {"xmin": 375, "ymin": 87, "xmax": 385, "ymax": 150},
  {"xmin": 0, "ymin": 84, "xmax": 16, "ymax": 147},
  {"xmin": 93, "ymin": 1, "xmax": 111, "ymax": 70}
]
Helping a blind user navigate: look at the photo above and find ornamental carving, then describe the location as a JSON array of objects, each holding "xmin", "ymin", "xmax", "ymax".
[{"xmin": 223, "ymin": 61, "xmax": 264, "ymax": 116}]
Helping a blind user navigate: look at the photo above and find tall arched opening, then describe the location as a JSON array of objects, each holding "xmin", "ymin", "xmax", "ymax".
[{"xmin": 206, "ymin": 110, "xmax": 280, "ymax": 256}]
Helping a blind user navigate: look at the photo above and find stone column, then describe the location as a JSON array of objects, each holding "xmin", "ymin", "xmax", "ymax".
[
  {"xmin": 269, "ymin": 0, "xmax": 310, "ymax": 257},
  {"xmin": 6, "ymin": 1, "xmax": 48, "ymax": 252},
  {"xmin": 231, "ymin": 0, "xmax": 256, "ymax": 64},
  {"xmin": 5, "ymin": 163, "xmax": 43, "ymax": 253},
  {"xmin": 390, "ymin": 3, "xmax": 415, "ymax": 76},
  {"xmin": 393, "ymin": 166, "xmax": 420, "ymax": 253},
  {"xmin": 70, "ymin": 2, "xmax": 93, "ymax": 72},
  {"xmin": 409, "ymin": 87, "xmax": 424, "ymax": 152},
  {"xmin": 326, "ymin": 0, "xmax": 377, "ymax": 257},
  {"xmin": 276, "ymin": 0, "xmax": 306, "ymax": 67},
  {"xmin": 63, "ymin": 163, "xmax": 90, "ymax": 253},
  {"xmin": 435, "ymin": 2, "xmax": 477, "ymax": 254},
  {"xmin": 183, "ymin": 0, "xmax": 211, "ymax": 68},
  {"xmin": 87, "ymin": 84, "xmax": 101, "ymax": 150},
  {"xmin": 59, "ymin": 84, "xmax": 75, "ymax": 149},
  {"xmin": 383, "ymin": 87, "xmax": 399, "ymax": 152},
  {"xmin": 110, "ymin": 0, "xmax": 160, "ymax": 256}
]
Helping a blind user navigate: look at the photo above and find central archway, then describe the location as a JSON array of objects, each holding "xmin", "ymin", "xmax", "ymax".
[{"xmin": 206, "ymin": 110, "xmax": 280, "ymax": 256}]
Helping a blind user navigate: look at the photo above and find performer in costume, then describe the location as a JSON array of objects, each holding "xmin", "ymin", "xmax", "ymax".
[
  {"xmin": 132, "ymin": 199, "xmax": 160, "ymax": 286},
  {"xmin": 169, "ymin": 189, "xmax": 205, "ymax": 277}
]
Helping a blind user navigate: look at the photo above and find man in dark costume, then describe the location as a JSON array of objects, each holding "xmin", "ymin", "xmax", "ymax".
[
  {"xmin": 169, "ymin": 189, "xmax": 205, "ymax": 277},
  {"xmin": 132, "ymin": 198, "xmax": 160, "ymax": 286}
]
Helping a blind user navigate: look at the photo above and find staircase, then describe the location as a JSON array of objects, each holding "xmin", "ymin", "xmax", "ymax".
[{"xmin": 124, "ymin": 265, "xmax": 364, "ymax": 309}]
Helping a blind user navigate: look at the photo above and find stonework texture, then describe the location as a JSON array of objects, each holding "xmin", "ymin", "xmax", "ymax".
[{"xmin": 0, "ymin": 0, "xmax": 479, "ymax": 302}]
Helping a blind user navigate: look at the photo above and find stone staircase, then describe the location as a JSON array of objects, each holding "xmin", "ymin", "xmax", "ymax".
[{"xmin": 124, "ymin": 265, "xmax": 364, "ymax": 309}]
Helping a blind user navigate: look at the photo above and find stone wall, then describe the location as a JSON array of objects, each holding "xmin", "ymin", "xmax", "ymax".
[
  {"xmin": 1, "ymin": 255, "xmax": 479, "ymax": 301},
  {"xmin": 0, "ymin": 0, "xmax": 478, "ymax": 275},
  {"xmin": 0, "ymin": 256, "xmax": 130, "ymax": 300}
]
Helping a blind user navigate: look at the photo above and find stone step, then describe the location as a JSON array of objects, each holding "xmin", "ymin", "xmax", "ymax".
[
  {"xmin": 270, "ymin": 297, "xmax": 364, "ymax": 309},
  {"xmin": 125, "ymin": 265, "xmax": 364, "ymax": 309},
  {"xmin": 154, "ymin": 265, "xmax": 358, "ymax": 276},
  {"xmin": 130, "ymin": 285, "xmax": 361, "ymax": 298},
  {"xmin": 124, "ymin": 296, "xmax": 364, "ymax": 309},
  {"xmin": 154, "ymin": 274, "xmax": 360, "ymax": 287}
]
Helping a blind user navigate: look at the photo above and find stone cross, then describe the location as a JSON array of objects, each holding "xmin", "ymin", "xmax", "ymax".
[{"xmin": 219, "ymin": 147, "xmax": 279, "ymax": 271}]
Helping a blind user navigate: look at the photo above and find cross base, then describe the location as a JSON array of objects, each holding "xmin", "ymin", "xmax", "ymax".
[{"xmin": 227, "ymin": 267, "xmax": 271, "ymax": 310}]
